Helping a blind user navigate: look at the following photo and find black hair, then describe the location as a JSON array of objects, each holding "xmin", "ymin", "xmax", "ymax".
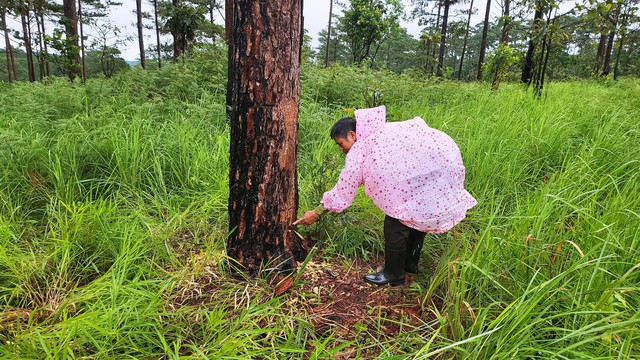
[{"xmin": 330, "ymin": 117, "xmax": 356, "ymax": 139}]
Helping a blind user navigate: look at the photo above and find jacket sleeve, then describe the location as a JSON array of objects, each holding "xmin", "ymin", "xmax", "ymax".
[{"xmin": 321, "ymin": 146, "xmax": 364, "ymax": 212}]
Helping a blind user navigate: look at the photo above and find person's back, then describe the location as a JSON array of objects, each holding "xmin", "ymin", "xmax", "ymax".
[{"xmin": 295, "ymin": 105, "xmax": 477, "ymax": 285}]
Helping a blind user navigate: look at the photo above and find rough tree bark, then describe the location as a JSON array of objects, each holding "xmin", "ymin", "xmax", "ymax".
[
  {"xmin": 226, "ymin": 0, "xmax": 305, "ymax": 273},
  {"xmin": 136, "ymin": 0, "xmax": 146, "ymax": 69},
  {"xmin": 63, "ymin": 0, "xmax": 80, "ymax": 81}
]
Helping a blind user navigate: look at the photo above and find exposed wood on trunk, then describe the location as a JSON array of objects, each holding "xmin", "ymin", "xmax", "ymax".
[{"xmin": 227, "ymin": 0, "xmax": 305, "ymax": 273}]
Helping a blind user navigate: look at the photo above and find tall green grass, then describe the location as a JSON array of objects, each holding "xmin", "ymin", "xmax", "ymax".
[{"xmin": 0, "ymin": 57, "xmax": 638, "ymax": 358}]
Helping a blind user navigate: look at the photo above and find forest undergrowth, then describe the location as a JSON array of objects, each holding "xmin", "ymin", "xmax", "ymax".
[{"xmin": 0, "ymin": 58, "xmax": 638, "ymax": 358}]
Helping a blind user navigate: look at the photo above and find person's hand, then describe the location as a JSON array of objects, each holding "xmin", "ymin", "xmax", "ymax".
[{"xmin": 292, "ymin": 210, "xmax": 319, "ymax": 226}]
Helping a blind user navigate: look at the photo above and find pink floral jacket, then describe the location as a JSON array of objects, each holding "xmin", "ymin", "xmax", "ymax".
[{"xmin": 321, "ymin": 105, "xmax": 477, "ymax": 233}]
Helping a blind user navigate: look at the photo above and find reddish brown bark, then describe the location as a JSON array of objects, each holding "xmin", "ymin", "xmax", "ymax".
[{"xmin": 226, "ymin": 0, "xmax": 305, "ymax": 273}]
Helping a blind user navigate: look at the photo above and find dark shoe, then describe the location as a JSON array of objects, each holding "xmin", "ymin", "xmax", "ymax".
[{"xmin": 364, "ymin": 270, "xmax": 405, "ymax": 286}]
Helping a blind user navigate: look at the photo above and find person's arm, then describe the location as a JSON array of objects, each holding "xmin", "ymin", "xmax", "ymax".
[
  {"xmin": 320, "ymin": 146, "xmax": 364, "ymax": 212},
  {"xmin": 294, "ymin": 146, "xmax": 364, "ymax": 227},
  {"xmin": 292, "ymin": 204, "xmax": 325, "ymax": 226}
]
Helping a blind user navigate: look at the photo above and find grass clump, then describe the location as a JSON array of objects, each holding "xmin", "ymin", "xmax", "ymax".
[{"xmin": 0, "ymin": 58, "xmax": 639, "ymax": 358}]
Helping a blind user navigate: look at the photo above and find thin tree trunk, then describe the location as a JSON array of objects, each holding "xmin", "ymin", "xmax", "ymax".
[
  {"xmin": 426, "ymin": 0, "xmax": 442, "ymax": 74},
  {"xmin": 34, "ymin": 4, "xmax": 44, "ymax": 80},
  {"xmin": 613, "ymin": 2, "xmax": 628, "ymax": 80},
  {"xmin": 227, "ymin": 0, "xmax": 305, "ymax": 273},
  {"xmin": 78, "ymin": 0, "xmax": 86, "ymax": 82},
  {"xmin": 136, "ymin": 0, "xmax": 146, "ymax": 69},
  {"xmin": 477, "ymin": 0, "xmax": 491, "ymax": 81},
  {"xmin": 432, "ymin": 0, "xmax": 442, "ymax": 72},
  {"xmin": 521, "ymin": 0, "xmax": 543, "ymax": 84},
  {"xmin": 593, "ymin": 33, "xmax": 606, "ymax": 74},
  {"xmin": 153, "ymin": 0, "xmax": 161, "ymax": 68},
  {"xmin": 40, "ymin": 11, "xmax": 50, "ymax": 76},
  {"xmin": 63, "ymin": 0, "xmax": 80, "ymax": 81},
  {"xmin": 26, "ymin": 0, "xmax": 40, "ymax": 80},
  {"xmin": 501, "ymin": 0, "xmax": 510, "ymax": 44},
  {"xmin": 324, "ymin": 0, "xmax": 333, "ymax": 67},
  {"xmin": 171, "ymin": 0, "xmax": 184, "ymax": 59},
  {"xmin": 20, "ymin": 6, "xmax": 35, "ymax": 82},
  {"xmin": 436, "ymin": 0, "xmax": 450, "ymax": 77},
  {"xmin": 209, "ymin": 4, "xmax": 215, "ymax": 46},
  {"xmin": 1, "ymin": 5, "xmax": 13, "ymax": 83},
  {"xmin": 602, "ymin": 3, "xmax": 620, "ymax": 76},
  {"xmin": 458, "ymin": 0, "xmax": 474, "ymax": 80}
]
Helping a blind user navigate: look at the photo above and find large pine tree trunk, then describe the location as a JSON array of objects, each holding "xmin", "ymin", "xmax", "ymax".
[
  {"xmin": 477, "ymin": 0, "xmax": 491, "ymax": 81},
  {"xmin": 136, "ymin": 0, "xmax": 146, "ymax": 69},
  {"xmin": 2, "ymin": 5, "xmax": 13, "ymax": 83},
  {"xmin": 436, "ymin": 0, "xmax": 450, "ymax": 77},
  {"xmin": 63, "ymin": 0, "xmax": 80, "ymax": 81},
  {"xmin": 227, "ymin": 0, "xmax": 305, "ymax": 273}
]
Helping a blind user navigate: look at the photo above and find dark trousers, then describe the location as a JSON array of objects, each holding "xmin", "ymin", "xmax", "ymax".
[{"xmin": 383, "ymin": 216, "xmax": 426, "ymax": 273}]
